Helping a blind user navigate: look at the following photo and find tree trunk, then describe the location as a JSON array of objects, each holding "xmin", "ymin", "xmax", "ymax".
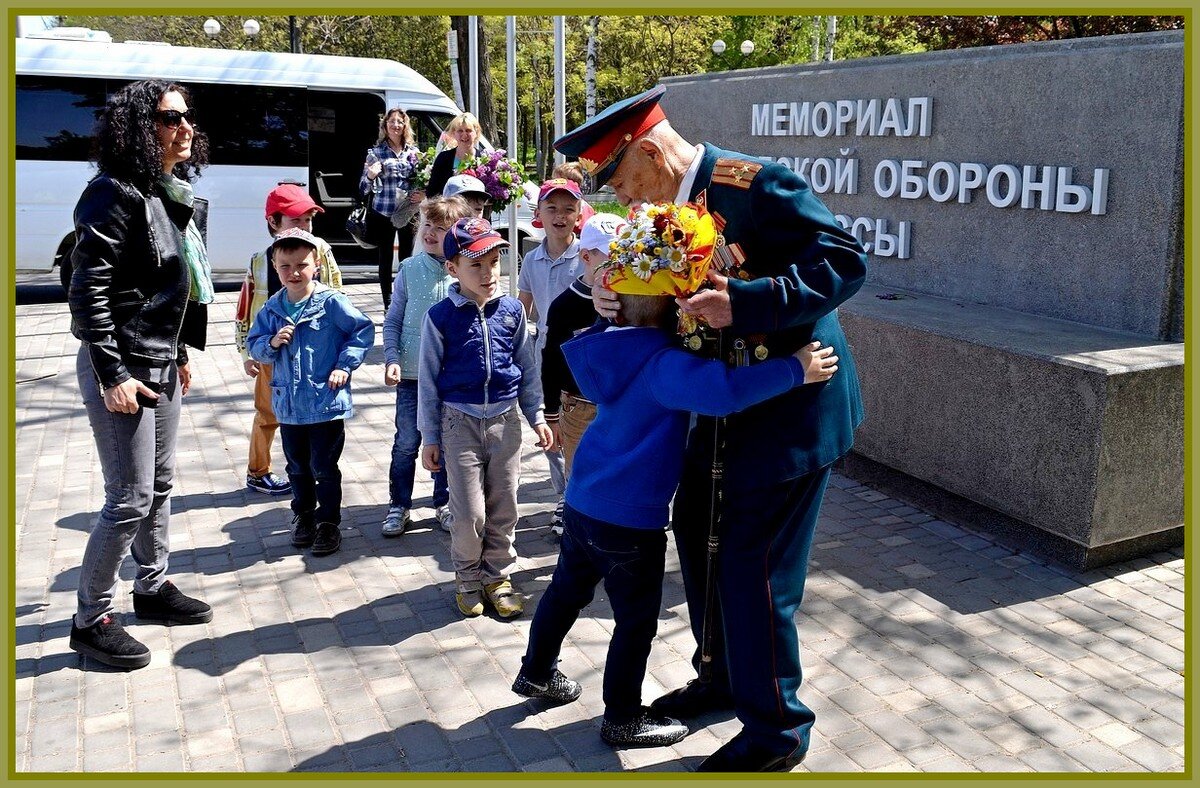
[
  {"xmin": 825, "ymin": 16, "xmax": 837, "ymax": 62},
  {"xmin": 451, "ymin": 16, "xmax": 498, "ymax": 142},
  {"xmin": 586, "ymin": 16, "xmax": 599, "ymax": 119},
  {"xmin": 538, "ymin": 116, "xmax": 554, "ymax": 180},
  {"xmin": 811, "ymin": 16, "xmax": 823, "ymax": 62}
]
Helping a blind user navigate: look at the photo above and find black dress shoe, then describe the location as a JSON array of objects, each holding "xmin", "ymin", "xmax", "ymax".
[
  {"xmin": 132, "ymin": 580, "xmax": 213, "ymax": 625},
  {"xmin": 649, "ymin": 679, "xmax": 734, "ymax": 719},
  {"xmin": 697, "ymin": 732, "xmax": 806, "ymax": 772}
]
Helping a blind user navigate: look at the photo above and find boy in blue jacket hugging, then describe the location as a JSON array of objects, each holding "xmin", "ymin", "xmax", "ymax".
[
  {"xmin": 511, "ymin": 204, "xmax": 838, "ymax": 748},
  {"xmin": 418, "ymin": 218, "xmax": 554, "ymax": 619},
  {"xmin": 247, "ymin": 228, "xmax": 375, "ymax": 557}
]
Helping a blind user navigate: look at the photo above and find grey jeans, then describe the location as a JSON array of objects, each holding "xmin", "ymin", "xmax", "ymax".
[
  {"xmin": 441, "ymin": 407, "xmax": 523, "ymax": 591},
  {"xmin": 75, "ymin": 346, "xmax": 180, "ymax": 628}
]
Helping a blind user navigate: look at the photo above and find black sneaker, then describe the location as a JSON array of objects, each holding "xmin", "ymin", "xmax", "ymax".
[
  {"xmin": 600, "ymin": 707, "xmax": 688, "ymax": 747},
  {"xmin": 69, "ymin": 614, "xmax": 151, "ymax": 670},
  {"xmin": 132, "ymin": 580, "xmax": 213, "ymax": 625},
  {"xmin": 311, "ymin": 522, "xmax": 342, "ymax": 556},
  {"xmin": 291, "ymin": 512, "xmax": 316, "ymax": 548},
  {"xmin": 511, "ymin": 668, "xmax": 582, "ymax": 704}
]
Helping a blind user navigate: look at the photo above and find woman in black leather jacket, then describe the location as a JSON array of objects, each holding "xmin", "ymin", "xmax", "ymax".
[{"xmin": 67, "ymin": 79, "xmax": 216, "ymax": 670}]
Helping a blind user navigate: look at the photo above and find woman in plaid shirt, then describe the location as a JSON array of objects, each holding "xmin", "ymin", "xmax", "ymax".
[{"xmin": 360, "ymin": 107, "xmax": 419, "ymax": 308}]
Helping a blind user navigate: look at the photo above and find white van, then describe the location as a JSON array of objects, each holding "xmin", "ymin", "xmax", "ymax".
[{"xmin": 16, "ymin": 33, "xmax": 540, "ymax": 288}]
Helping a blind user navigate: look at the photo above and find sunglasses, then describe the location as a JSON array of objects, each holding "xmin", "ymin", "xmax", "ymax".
[{"xmin": 155, "ymin": 109, "xmax": 195, "ymax": 129}]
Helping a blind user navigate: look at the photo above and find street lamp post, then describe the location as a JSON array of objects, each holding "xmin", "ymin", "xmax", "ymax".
[
  {"xmin": 712, "ymin": 38, "xmax": 755, "ymax": 68},
  {"xmin": 202, "ymin": 17, "xmax": 298, "ymax": 53}
]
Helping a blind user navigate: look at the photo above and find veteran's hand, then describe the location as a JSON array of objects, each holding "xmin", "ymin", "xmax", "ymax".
[
  {"xmin": 592, "ymin": 282, "xmax": 620, "ymax": 321},
  {"xmin": 676, "ymin": 270, "xmax": 733, "ymax": 329}
]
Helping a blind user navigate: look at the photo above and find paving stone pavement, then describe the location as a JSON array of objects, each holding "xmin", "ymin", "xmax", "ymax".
[{"xmin": 12, "ymin": 284, "xmax": 1185, "ymax": 773}]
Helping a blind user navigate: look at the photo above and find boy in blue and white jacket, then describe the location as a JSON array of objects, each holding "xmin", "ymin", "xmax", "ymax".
[
  {"xmin": 247, "ymin": 229, "xmax": 375, "ymax": 557},
  {"xmin": 418, "ymin": 218, "xmax": 554, "ymax": 620},
  {"xmin": 512, "ymin": 293, "xmax": 838, "ymax": 748}
]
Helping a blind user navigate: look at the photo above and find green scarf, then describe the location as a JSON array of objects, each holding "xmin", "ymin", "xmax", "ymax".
[{"xmin": 158, "ymin": 173, "xmax": 214, "ymax": 305}]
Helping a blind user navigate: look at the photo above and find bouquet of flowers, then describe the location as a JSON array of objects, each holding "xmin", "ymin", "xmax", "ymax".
[
  {"xmin": 457, "ymin": 149, "xmax": 527, "ymax": 212},
  {"xmin": 404, "ymin": 146, "xmax": 437, "ymax": 193},
  {"xmin": 597, "ymin": 201, "xmax": 716, "ymax": 300}
]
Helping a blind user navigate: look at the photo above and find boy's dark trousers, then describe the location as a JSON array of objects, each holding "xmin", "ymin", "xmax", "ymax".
[
  {"xmin": 280, "ymin": 420, "xmax": 346, "ymax": 524},
  {"xmin": 521, "ymin": 504, "xmax": 667, "ymax": 723}
]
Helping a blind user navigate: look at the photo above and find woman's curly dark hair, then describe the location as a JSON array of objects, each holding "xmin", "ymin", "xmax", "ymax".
[{"xmin": 92, "ymin": 79, "xmax": 209, "ymax": 192}]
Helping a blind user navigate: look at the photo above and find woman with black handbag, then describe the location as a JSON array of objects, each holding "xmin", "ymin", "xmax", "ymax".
[{"xmin": 359, "ymin": 107, "xmax": 419, "ymax": 308}]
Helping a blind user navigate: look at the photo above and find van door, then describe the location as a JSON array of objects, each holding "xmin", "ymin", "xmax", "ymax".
[{"xmin": 307, "ymin": 90, "xmax": 386, "ymax": 267}]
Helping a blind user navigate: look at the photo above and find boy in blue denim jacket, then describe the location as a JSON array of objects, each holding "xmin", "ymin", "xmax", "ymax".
[{"xmin": 247, "ymin": 228, "xmax": 375, "ymax": 556}]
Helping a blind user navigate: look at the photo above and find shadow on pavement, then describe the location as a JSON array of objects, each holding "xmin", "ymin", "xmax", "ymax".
[{"xmin": 288, "ymin": 709, "xmax": 642, "ymax": 773}]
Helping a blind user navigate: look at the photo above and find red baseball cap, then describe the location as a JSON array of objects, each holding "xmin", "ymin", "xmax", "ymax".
[
  {"xmin": 265, "ymin": 184, "xmax": 324, "ymax": 219},
  {"xmin": 537, "ymin": 178, "xmax": 583, "ymax": 203}
]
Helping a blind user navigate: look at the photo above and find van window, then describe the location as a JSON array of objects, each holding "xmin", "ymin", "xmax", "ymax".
[
  {"xmin": 186, "ymin": 83, "xmax": 308, "ymax": 167},
  {"xmin": 15, "ymin": 75, "xmax": 107, "ymax": 161},
  {"xmin": 410, "ymin": 111, "xmax": 456, "ymax": 151}
]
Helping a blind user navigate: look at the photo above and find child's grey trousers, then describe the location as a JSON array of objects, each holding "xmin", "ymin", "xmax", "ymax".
[{"xmin": 440, "ymin": 406, "xmax": 523, "ymax": 591}]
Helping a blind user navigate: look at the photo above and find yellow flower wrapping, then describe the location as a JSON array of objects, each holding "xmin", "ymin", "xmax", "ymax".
[{"xmin": 603, "ymin": 203, "xmax": 716, "ymax": 298}]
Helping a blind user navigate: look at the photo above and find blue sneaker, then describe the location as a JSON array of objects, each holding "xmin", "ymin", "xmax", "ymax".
[{"xmin": 247, "ymin": 472, "xmax": 291, "ymax": 495}]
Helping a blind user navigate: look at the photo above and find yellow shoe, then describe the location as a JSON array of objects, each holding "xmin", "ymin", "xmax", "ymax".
[
  {"xmin": 485, "ymin": 580, "xmax": 524, "ymax": 619},
  {"xmin": 456, "ymin": 590, "xmax": 484, "ymax": 617}
]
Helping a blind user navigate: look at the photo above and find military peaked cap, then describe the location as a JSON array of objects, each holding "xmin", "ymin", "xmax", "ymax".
[{"xmin": 553, "ymin": 85, "xmax": 667, "ymax": 187}]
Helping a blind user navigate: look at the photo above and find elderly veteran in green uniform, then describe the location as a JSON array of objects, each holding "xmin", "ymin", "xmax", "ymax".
[{"xmin": 555, "ymin": 85, "xmax": 866, "ymax": 772}]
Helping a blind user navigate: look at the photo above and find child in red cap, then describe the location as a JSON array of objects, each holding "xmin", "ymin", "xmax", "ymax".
[
  {"xmin": 518, "ymin": 178, "xmax": 585, "ymax": 535},
  {"xmin": 235, "ymin": 183, "xmax": 344, "ymax": 496}
]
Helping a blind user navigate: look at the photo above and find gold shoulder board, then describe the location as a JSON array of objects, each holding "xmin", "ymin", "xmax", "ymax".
[{"xmin": 711, "ymin": 158, "xmax": 763, "ymax": 190}]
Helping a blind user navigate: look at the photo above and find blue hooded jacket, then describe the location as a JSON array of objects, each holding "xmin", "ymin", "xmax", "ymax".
[
  {"xmin": 563, "ymin": 324, "xmax": 808, "ymax": 529},
  {"xmin": 246, "ymin": 284, "xmax": 375, "ymax": 425}
]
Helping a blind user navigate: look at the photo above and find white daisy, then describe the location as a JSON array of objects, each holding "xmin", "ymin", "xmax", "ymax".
[{"xmin": 659, "ymin": 245, "xmax": 687, "ymax": 272}]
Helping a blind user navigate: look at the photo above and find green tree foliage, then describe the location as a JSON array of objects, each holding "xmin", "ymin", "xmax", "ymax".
[
  {"xmin": 903, "ymin": 15, "xmax": 1184, "ymax": 49},
  {"xmin": 59, "ymin": 15, "xmax": 455, "ymax": 95}
]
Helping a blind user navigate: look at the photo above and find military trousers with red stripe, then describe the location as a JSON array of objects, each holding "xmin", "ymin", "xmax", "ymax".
[{"xmin": 672, "ymin": 460, "xmax": 832, "ymax": 761}]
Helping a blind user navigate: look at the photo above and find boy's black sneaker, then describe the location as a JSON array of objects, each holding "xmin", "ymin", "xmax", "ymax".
[
  {"xmin": 311, "ymin": 522, "xmax": 342, "ymax": 556},
  {"xmin": 291, "ymin": 512, "xmax": 316, "ymax": 547},
  {"xmin": 600, "ymin": 708, "xmax": 688, "ymax": 747},
  {"xmin": 511, "ymin": 668, "xmax": 582, "ymax": 704},
  {"xmin": 69, "ymin": 614, "xmax": 151, "ymax": 670},
  {"xmin": 132, "ymin": 580, "xmax": 213, "ymax": 625}
]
